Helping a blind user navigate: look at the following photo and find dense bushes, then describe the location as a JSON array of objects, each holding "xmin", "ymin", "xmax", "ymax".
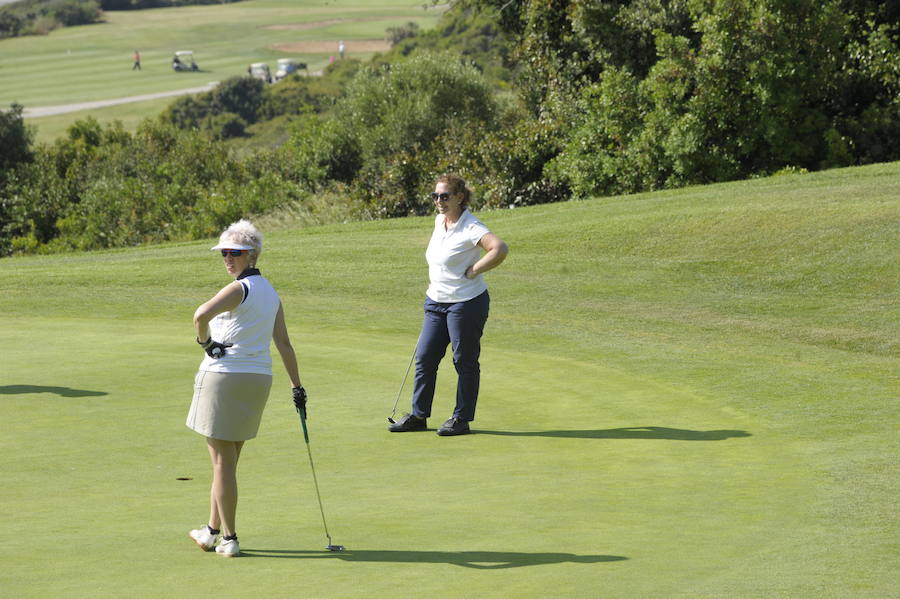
[
  {"xmin": 52, "ymin": 0, "xmax": 100, "ymax": 25},
  {"xmin": 385, "ymin": 22, "xmax": 420, "ymax": 45},
  {"xmin": 0, "ymin": 104, "xmax": 33, "ymax": 178},
  {"xmin": 283, "ymin": 0, "xmax": 898, "ymax": 206},
  {"xmin": 162, "ymin": 67, "xmax": 357, "ymax": 139},
  {"xmin": 278, "ymin": 53, "xmax": 506, "ymax": 217},
  {"xmin": 0, "ymin": 116, "xmax": 303, "ymax": 254},
  {"xmin": 1, "ymin": 0, "xmax": 898, "ymax": 255},
  {"xmin": 497, "ymin": 0, "xmax": 899, "ymax": 198},
  {"xmin": 389, "ymin": 3, "xmax": 514, "ymax": 86},
  {"xmin": 0, "ymin": 0, "xmax": 100, "ymax": 38},
  {"xmin": 162, "ymin": 77, "xmax": 264, "ymax": 138}
]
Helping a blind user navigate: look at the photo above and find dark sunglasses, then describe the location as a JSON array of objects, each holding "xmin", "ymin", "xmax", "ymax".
[
  {"xmin": 220, "ymin": 249, "xmax": 246, "ymax": 257},
  {"xmin": 430, "ymin": 192, "xmax": 451, "ymax": 202}
]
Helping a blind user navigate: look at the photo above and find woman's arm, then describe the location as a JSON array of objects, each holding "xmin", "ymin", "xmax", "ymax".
[
  {"xmin": 193, "ymin": 281, "xmax": 243, "ymax": 342},
  {"xmin": 466, "ymin": 233, "xmax": 509, "ymax": 279},
  {"xmin": 272, "ymin": 303, "xmax": 302, "ymax": 388}
]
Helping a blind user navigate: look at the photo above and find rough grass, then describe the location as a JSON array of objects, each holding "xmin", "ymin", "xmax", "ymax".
[{"xmin": 0, "ymin": 163, "xmax": 897, "ymax": 598}]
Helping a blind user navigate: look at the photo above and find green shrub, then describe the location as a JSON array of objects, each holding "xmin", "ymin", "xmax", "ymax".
[
  {"xmin": 0, "ymin": 104, "xmax": 33, "ymax": 177},
  {"xmin": 278, "ymin": 116, "xmax": 362, "ymax": 189},
  {"xmin": 163, "ymin": 76, "xmax": 264, "ymax": 130},
  {"xmin": 0, "ymin": 12, "xmax": 25, "ymax": 38},
  {"xmin": 386, "ymin": 21, "xmax": 419, "ymax": 45},
  {"xmin": 545, "ymin": 67, "xmax": 648, "ymax": 198},
  {"xmin": 334, "ymin": 52, "xmax": 501, "ymax": 215},
  {"xmin": 204, "ymin": 112, "xmax": 246, "ymax": 139},
  {"xmin": 461, "ymin": 109, "xmax": 568, "ymax": 208},
  {"xmin": 2, "ymin": 150, "xmax": 79, "ymax": 253},
  {"xmin": 257, "ymin": 71, "xmax": 349, "ymax": 121},
  {"xmin": 161, "ymin": 95, "xmax": 207, "ymax": 130},
  {"xmin": 211, "ymin": 76, "xmax": 265, "ymax": 124},
  {"xmin": 1, "ymin": 118, "xmax": 305, "ymax": 254},
  {"xmin": 53, "ymin": 0, "xmax": 101, "ymax": 26}
]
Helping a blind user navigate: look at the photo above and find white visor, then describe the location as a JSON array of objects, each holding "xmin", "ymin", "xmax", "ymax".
[{"xmin": 211, "ymin": 241, "xmax": 256, "ymax": 251}]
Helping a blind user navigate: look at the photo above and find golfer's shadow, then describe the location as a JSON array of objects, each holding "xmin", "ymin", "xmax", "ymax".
[
  {"xmin": 0, "ymin": 384, "xmax": 108, "ymax": 398},
  {"xmin": 476, "ymin": 426, "xmax": 751, "ymax": 441},
  {"xmin": 240, "ymin": 549, "xmax": 627, "ymax": 569}
]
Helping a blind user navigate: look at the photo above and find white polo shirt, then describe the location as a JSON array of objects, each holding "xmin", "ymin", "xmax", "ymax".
[
  {"xmin": 425, "ymin": 209, "xmax": 491, "ymax": 303},
  {"xmin": 199, "ymin": 273, "xmax": 281, "ymax": 375}
]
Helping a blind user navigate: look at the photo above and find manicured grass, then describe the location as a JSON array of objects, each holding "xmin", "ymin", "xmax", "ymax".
[
  {"xmin": 0, "ymin": 163, "xmax": 898, "ymax": 597},
  {"xmin": 1, "ymin": 0, "xmax": 445, "ymax": 142}
]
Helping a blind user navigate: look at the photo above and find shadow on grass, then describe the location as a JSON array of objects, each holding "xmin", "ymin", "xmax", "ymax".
[
  {"xmin": 0, "ymin": 385, "xmax": 108, "ymax": 398},
  {"xmin": 239, "ymin": 548, "xmax": 627, "ymax": 569},
  {"xmin": 476, "ymin": 426, "xmax": 750, "ymax": 441}
]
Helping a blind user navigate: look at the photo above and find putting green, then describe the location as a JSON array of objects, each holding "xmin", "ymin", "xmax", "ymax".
[{"xmin": 1, "ymin": 163, "xmax": 897, "ymax": 597}]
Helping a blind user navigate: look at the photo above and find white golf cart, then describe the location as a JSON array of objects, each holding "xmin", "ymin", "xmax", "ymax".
[
  {"xmin": 172, "ymin": 51, "xmax": 199, "ymax": 72},
  {"xmin": 274, "ymin": 58, "xmax": 306, "ymax": 81},
  {"xmin": 248, "ymin": 62, "xmax": 272, "ymax": 83}
]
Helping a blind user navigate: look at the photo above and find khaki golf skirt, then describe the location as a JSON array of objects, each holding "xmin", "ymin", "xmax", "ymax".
[{"xmin": 186, "ymin": 370, "xmax": 273, "ymax": 441}]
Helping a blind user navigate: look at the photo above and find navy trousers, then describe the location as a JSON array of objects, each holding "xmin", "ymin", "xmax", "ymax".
[{"xmin": 411, "ymin": 290, "xmax": 490, "ymax": 422}]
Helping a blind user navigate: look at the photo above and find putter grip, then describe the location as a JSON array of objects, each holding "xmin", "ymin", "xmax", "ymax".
[{"xmin": 298, "ymin": 407, "xmax": 309, "ymax": 443}]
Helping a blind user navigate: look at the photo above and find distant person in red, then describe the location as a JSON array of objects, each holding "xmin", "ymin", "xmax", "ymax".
[{"xmin": 132, "ymin": 50, "xmax": 141, "ymax": 70}]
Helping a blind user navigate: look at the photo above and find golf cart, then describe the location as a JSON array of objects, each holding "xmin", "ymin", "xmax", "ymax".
[
  {"xmin": 248, "ymin": 62, "xmax": 272, "ymax": 83},
  {"xmin": 172, "ymin": 51, "xmax": 199, "ymax": 72},
  {"xmin": 274, "ymin": 58, "xmax": 306, "ymax": 81}
]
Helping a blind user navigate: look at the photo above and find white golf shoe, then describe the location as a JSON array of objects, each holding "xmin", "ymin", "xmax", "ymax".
[
  {"xmin": 189, "ymin": 526, "xmax": 218, "ymax": 551},
  {"xmin": 215, "ymin": 537, "xmax": 240, "ymax": 557}
]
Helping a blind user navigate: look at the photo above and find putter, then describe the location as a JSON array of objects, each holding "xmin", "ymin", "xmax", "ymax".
[
  {"xmin": 296, "ymin": 405, "xmax": 345, "ymax": 552},
  {"xmin": 387, "ymin": 346, "xmax": 417, "ymax": 424}
]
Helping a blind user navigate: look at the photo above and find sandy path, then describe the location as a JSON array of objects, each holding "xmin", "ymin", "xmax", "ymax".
[{"xmin": 22, "ymin": 83, "xmax": 220, "ymax": 118}]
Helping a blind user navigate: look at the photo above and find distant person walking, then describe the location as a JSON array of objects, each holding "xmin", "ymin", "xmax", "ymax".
[
  {"xmin": 132, "ymin": 50, "xmax": 141, "ymax": 70},
  {"xmin": 338, "ymin": 40, "xmax": 345, "ymax": 59}
]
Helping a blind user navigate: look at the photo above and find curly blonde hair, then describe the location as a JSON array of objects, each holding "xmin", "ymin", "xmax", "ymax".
[{"xmin": 436, "ymin": 174, "xmax": 473, "ymax": 208}]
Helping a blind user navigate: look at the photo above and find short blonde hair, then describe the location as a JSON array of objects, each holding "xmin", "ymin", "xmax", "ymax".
[{"xmin": 219, "ymin": 219, "xmax": 263, "ymax": 260}]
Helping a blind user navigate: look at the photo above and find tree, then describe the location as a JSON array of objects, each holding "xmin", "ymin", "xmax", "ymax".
[
  {"xmin": 0, "ymin": 104, "xmax": 33, "ymax": 176},
  {"xmin": 497, "ymin": 0, "xmax": 898, "ymax": 197},
  {"xmin": 283, "ymin": 51, "xmax": 502, "ymax": 217}
]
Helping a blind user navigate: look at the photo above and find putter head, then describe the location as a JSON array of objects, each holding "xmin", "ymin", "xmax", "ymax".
[
  {"xmin": 326, "ymin": 544, "xmax": 345, "ymax": 552},
  {"xmin": 387, "ymin": 417, "xmax": 396, "ymax": 424}
]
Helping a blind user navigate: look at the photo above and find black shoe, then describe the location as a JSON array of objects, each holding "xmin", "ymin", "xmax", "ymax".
[
  {"xmin": 437, "ymin": 417, "xmax": 470, "ymax": 436},
  {"xmin": 389, "ymin": 413, "xmax": 427, "ymax": 432}
]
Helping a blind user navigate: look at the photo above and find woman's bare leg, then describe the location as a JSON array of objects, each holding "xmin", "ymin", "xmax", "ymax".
[{"xmin": 206, "ymin": 438, "xmax": 244, "ymax": 536}]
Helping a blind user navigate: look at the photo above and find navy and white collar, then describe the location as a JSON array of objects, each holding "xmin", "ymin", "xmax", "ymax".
[{"xmin": 237, "ymin": 268, "xmax": 261, "ymax": 280}]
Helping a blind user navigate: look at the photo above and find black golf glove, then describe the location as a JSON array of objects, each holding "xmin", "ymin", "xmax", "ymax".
[
  {"xmin": 292, "ymin": 385, "xmax": 308, "ymax": 416},
  {"xmin": 197, "ymin": 336, "xmax": 233, "ymax": 359}
]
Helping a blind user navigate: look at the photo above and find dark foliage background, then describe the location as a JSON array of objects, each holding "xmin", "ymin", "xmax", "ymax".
[{"xmin": 1, "ymin": 0, "xmax": 897, "ymax": 254}]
